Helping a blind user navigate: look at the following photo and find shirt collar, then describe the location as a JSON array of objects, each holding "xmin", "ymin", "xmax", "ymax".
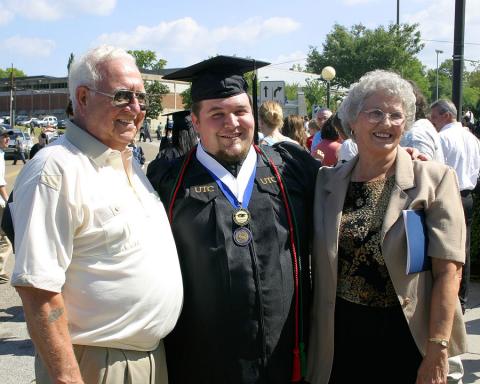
[
  {"xmin": 65, "ymin": 119, "xmax": 120, "ymax": 167},
  {"xmin": 440, "ymin": 121, "xmax": 462, "ymax": 132}
]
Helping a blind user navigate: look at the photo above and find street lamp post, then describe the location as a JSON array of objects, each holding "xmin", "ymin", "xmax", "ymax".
[
  {"xmin": 397, "ymin": 0, "xmax": 400, "ymax": 25},
  {"xmin": 435, "ymin": 49, "xmax": 443, "ymax": 101},
  {"xmin": 321, "ymin": 66, "xmax": 336, "ymax": 110}
]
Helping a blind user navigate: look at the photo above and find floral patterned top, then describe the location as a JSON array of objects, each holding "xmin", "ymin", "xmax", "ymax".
[{"xmin": 337, "ymin": 175, "xmax": 399, "ymax": 308}]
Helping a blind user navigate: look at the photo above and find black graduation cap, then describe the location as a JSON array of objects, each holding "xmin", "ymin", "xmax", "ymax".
[
  {"xmin": 163, "ymin": 55, "xmax": 270, "ymax": 144},
  {"xmin": 163, "ymin": 55, "xmax": 270, "ymax": 102},
  {"xmin": 162, "ymin": 110, "xmax": 192, "ymax": 131}
]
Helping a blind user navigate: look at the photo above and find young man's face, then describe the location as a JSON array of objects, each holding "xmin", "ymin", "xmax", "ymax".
[{"xmin": 191, "ymin": 93, "xmax": 255, "ymax": 162}]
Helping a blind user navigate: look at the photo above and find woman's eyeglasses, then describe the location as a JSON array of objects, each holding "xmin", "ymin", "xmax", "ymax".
[
  {"xmin": 362, "ymin": 109, "xmax": 405, "ymax": 126},
  {"xmin": 88, "ymin": 88, "xmax": 148, "ymax": 111}
]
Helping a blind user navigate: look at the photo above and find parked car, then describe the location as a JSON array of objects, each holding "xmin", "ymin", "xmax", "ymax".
[
  {"xmin": 15, "ymin": 115, "xmax": 29, "ymax": 125},
  {"xmin": 37, "ymin": 116, "xmax": 58, "ymax": 128},
  {"xmin": 2, "ymin": 127, "xmax": 34, "ymax": 159},
  {"xmin": 18, "ymin": 117, "xmax": 40, "ymax": 127},
  {"xmin": 57, "ymin": 119, "xmax": 67, "ymax": 129}
]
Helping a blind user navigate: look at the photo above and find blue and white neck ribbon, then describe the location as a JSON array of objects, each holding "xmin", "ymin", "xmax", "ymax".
[{"xmin": 196, "ymin": 144, "xmax": 257, "ymax": 208}]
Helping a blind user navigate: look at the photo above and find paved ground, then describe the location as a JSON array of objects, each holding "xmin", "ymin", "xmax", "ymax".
[{"xmin": 0, "ymin": 139, "xmax": 479, "ymax": 382}]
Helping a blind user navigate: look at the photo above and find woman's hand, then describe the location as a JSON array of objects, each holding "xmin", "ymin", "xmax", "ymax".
[
  {"xmin": 416, "ymin": 344, "xmax": 449, "ymax": 384},
  {"xmin": 313, "ymin": 149, "xmax": 325, "ymax": 162},
  {"xmin": 403, "ymin": 146, "xmax": 429, "ymax": 161}
]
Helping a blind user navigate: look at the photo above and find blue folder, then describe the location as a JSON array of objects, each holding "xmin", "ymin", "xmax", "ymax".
[{"xmin": 403, "ymin": 209, "xmax": 431, "ymax": 274}]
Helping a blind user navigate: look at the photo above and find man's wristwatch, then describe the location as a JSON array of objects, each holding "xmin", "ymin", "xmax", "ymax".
[{"xmin": 429, "ymin": 338, "xmax": 449, "ymax": 348}]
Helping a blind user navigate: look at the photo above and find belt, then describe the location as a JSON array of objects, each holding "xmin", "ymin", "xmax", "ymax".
[{"xmin": 460, "ymin": 189, "xmax": 472, "ymax": 197}]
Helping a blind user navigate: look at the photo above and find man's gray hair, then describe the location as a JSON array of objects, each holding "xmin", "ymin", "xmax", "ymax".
[
  {"xmin": 68, "ymin": 45, "xmax": 137, "ymax": 113},
  {"xmin": 430, "ymin": 99, "xmax": 458, "ymax": 119},
  {"xmin": 337, "ymin": 70, "xmax": 416, "ymax": 139}
]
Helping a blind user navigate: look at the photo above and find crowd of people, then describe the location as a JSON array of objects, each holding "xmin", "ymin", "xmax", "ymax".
[{"xmin": 0, "ymin": 45, "xmax": 479, "ymax": 384}]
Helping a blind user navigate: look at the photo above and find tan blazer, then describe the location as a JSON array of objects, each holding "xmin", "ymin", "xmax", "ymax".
[{"xmin": 306, "ymin": 148, "xmax": 467, "ymax": 384}]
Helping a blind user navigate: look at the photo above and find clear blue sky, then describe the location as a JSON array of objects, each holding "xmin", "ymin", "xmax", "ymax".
[{"xmin": 0, "ymin": 0, "xmax": 478, "ymax": 77}]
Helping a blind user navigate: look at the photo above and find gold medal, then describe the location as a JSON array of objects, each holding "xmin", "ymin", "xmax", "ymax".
[
  {"xmin": 233, "ymin": 208, "xmax": 250, "ymax": 226},
  {"xmin": 233, "ymin": 227, "xmax": 252, "ymax": 246}
]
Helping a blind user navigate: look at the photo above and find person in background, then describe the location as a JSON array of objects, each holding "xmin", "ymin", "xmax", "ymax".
[
  {"xmin": 429, "ymin": 99, "xmax": 480, "ymax": 314},
  {"xmin": 10, "ymin": 45, "xmax": 182, "ymax": 384},
  {"xmin": 310, "ymin": 115, "xmax": 342, "ymax": 165},
  {"xmin": 306, "ymin": 119, "xmax": 319, "ymax": 151},
  {"xmin": 310, "ymin": 107, "xmax": 332, "ymax": 153},
  {"xmin": 157, "ymin": 110, "xmax": 198, "ymax": 162},
  {"xmin": 335, "ymin": 113, "xmax": 358, "ymax": 163},
  {"xmin": 308, "ymin": 70, "xmax": 467, "ymax": 384},
  {"xmin": 464, "ymin": 108, "xmax": 475, "ymax": 125},
  {"xmin": 29, "ymin": 132, "xmax": 48, "ymax": 159},
  {"xmin": 143, "ymin": 118, "xmax": 152, "ymax": 142},
  {"xmin": 0, "ymin": 126, "xmax": 12, "ymax": 284},
  {"xmin": 128, "ymin": 139, "xmax": 146, "ymax": 167},
  {"xmin": 462, "ymin": 114, "xmax": 476, "ymax": 134},
  {"xmin": 258, "ymin": 100, "xmax": 297, "ymax": 146},
  {"xmin": 156, "ymin": 121, "xmax": 163, "ymax": 140},
  {"xmin": 13, "ymin": 134, "xmax": 27, "ymax": 165},
  {"xmin": 282, "ymin": 114, "xmax": 307, "ymax": 148},
  {"xmin": 400, "ymin": 81, "xmax": 444, "ymax": 163}
]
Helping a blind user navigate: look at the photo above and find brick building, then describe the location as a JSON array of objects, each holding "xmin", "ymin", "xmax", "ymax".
[{"xmin": 0, "ymin": 70, "xmax": 189, "ymax": 121}]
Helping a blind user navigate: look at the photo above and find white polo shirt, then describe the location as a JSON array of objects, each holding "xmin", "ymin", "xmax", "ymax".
[
  {"xmin": 11, "ymin": 120, "xmax": 183, "ymax": 351},
  {"xmin": 438, "ymin": 121, "xmax": 480, "ymax": 191},
  {"xmin": 0, "ymin": 149, "xmax": 6, "ymax": 187}
]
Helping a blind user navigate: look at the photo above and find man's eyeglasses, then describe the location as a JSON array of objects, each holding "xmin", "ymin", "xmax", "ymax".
[
  {"xmin": 88, "ymin": 88, "xmax": 148, "ymax": 111},
  {"xmin": 362, "ymin": 109, "xmax": 405, "ymax": 126}
]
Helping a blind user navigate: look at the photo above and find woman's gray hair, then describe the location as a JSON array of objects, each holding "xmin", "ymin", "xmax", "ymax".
[
  {"xmin": 68, "ymin": 45, "xmax": 137, "ymax": 113},
  {"xmin": 337, "ymin": 70, "xmax": 416, "ymax": 139}
]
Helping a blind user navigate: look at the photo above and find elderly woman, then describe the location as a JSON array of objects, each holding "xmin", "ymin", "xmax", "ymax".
[{"xmin": 307, "ymin": 70, "xmax": 467, "ymax": 384}]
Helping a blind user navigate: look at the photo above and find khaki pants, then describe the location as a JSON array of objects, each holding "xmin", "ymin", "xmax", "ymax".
[{"xmin": 35, "ymin": 342, "xmax": 168, "ymax": 384}]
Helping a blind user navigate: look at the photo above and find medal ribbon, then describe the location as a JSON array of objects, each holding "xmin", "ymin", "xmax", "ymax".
[{"xmin": 206, "ymin": 167, "xmax": 256, "ymax": 209}]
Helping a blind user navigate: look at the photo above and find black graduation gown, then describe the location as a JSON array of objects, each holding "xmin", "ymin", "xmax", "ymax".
[{"xmin": 147, "ymin": 143, "xmax": 319, "ymax": 384}]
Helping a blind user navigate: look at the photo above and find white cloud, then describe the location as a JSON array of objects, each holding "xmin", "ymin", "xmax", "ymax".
[
  {"xmin": 0, "ymin": 35, "xmax": 56, "ymax": 57},
  {"xmin": 0, "ymin": 5, "xmax": 14, "ymax": 25},
  {"xmin": 95, "ymin": 16, "xmax": 301, "ymax": 64},
  {"xmin": 2, "ymin": 0, "xmax": 116, "ymax": 22},
  {"xmin": 405, "ymin": 0, "xmax": 480, "ymax": 69}
]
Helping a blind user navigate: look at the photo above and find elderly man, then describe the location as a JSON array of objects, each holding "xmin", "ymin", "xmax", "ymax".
[
  {"xmin": 0, "ymin": 126, "xmax": 12, "ymax": 284},
  {"xmin": 430, "ymin": 99, "xmax": 480, "ymax": 314},
  {"xmin": 147, "ymin": 56, "xmax": 319, "ymax": 384},
  {"xmin": 10, "ymin": 46, "xmax": 183, "ymax": 383}
]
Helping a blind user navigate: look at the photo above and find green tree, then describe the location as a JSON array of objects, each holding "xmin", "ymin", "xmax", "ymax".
[
  {"xmin": 302, "ymin": 78, "xmax": 326, "ymax": 115},
  {"xmin": 128, "ymin": 49, "xmax": 169, "ymax": 118},
  {"xmin": 128, "ymin": 49, "xmax": 167, "ymax": 71},
  {"xmin": 0, "ymin": 67, "xmax": 26, "ymax": 78},
  {"xmin": 181, "ymin": 86, "xmax": 192, "ymax": 109},
  {"xmin": 290, "ymin": 63, "xmax": 304, "ymax": 72},
  {"xmin": 67, "ymin": 53, "xmax": 74, "ymax": 73},
  {"xmin": 285, "ymin": 83, "xmax": 300, "ymax": 101},
  {"xmin": 306, "ymin": 23, "xmax": 425, "ymax": 88}
]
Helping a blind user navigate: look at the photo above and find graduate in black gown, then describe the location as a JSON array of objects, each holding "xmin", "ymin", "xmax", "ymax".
[
  {"xmin": 147, "ymin": 56, "xmax": 320, "ymax": 384},
  {"xmin": 157, "ymin": 110, "xmax": 198, "ymax": 162}
]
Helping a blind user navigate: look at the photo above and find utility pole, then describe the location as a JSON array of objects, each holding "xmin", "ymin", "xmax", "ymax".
[
  {"xmin": 452, "ymin": 0, "xmax": 465, "ymax": 120},
  {"xmin": 9, "ymin": 63, "xmax": 14, "ymax": 127}
]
